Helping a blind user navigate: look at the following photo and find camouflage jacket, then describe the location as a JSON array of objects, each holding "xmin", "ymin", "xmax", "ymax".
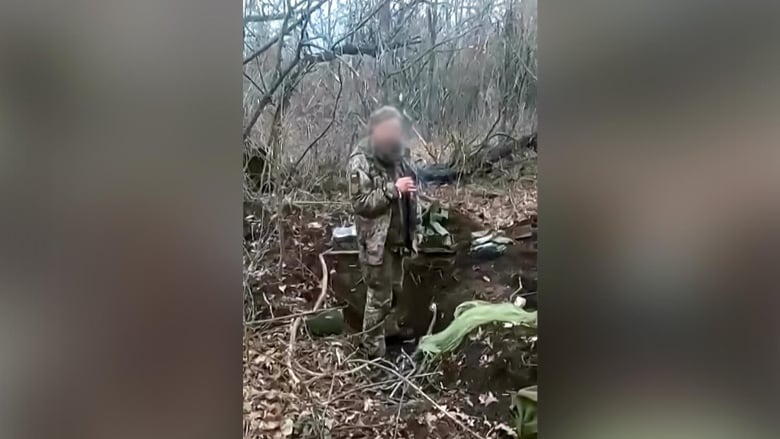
[{"xmin": 348, "ymin": 138, "xmax": 420, "ymax": 265}]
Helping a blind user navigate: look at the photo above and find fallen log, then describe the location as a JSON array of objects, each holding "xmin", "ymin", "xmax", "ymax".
[{"xmin": 449, "ymin": 132, "xmax": 537, "ymax": 176}]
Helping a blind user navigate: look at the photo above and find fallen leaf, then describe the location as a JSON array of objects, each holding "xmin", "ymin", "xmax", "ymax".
[
  {"xmin": 281, "ymin": 418, "xmax": 294, "ymax": 437},
  {"xmin": 260, "ymin": 420, "xmax": 280, "ymax": 430},
  {"xmin": 479, "ymin": 392, "xmax": 499, "ymax": 407},
  {"xmin": 494, "ymin": 422, "xmax": 518, "ymax": 437},
  {"xmin": 278, "ymin": 285, "xmax": 287, "ymax": 292}
]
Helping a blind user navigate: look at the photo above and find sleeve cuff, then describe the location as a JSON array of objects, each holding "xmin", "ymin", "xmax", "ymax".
[{"xmin": 384, "ymin": 182, "xmax": 399, "ymax": 200}]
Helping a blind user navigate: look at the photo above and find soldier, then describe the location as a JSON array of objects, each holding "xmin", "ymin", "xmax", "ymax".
[{"xmin": 348, "ymin": 106, "xmax": 419, "ymax": 358}]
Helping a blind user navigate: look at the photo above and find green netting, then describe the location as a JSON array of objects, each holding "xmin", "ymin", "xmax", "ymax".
[{"xmin": 416, "ymin": 300, "xmax": 537, "ymax": 355}]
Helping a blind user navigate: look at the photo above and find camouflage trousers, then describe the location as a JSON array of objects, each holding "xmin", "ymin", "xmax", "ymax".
[{"xmin": 361, "ymin": 246, "xmax": 405, "ymax": 358}]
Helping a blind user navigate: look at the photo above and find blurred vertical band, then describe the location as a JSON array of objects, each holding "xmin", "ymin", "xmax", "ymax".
[
  {"xmin": 541, "ymin": 0, "xmax": 780, "ymax": 438},
  {"xmin": 0, "ymin": 0, "xmax": 241, "ymax": 438}
]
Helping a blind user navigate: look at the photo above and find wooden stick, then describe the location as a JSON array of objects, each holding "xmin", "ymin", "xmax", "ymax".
[
  {"xmin": 246, "ymin": 306, "xmax": 346, "ymax": 327},
  {"xmin": 348, "ymin": 359, "xmax": 488, "ymax": 439},
  {"xmin": 287, "ymin": 249, "xmax": 336, "ymax": 384}
]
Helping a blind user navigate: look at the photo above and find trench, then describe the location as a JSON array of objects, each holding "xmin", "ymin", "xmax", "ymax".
[
  {"xmin": 319, "ymin": 210, "xmax": 538, "ymax": 425},
  {"xmin": 328, "ymin": 212, "xmax": 537, "ymax": 338}
]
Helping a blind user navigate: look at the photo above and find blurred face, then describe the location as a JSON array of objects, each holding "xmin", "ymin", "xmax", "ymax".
[{"xmin": 370, "ymin": 118, "xmax": 403, "ymax": 157}]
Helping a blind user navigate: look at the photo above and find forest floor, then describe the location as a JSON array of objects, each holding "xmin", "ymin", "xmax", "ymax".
[{"xmin": 244, "ymin": 177, "xmax": 537, "ymax": 439}]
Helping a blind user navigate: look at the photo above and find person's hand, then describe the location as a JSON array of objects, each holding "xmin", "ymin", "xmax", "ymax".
[{"xmin": 395, "ymin": 176, "xmax": 416, "ymax": 194}]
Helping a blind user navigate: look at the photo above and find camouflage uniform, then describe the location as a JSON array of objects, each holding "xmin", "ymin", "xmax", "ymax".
[{"xmin": 348, "ymin": 138, "xmax": 419, "ymax": 357}]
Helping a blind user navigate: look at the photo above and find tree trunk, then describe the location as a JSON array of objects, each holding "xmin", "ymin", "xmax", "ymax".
[{"xmin": 424, "ymin": 3, "xmax": 438, "ymax": 138}]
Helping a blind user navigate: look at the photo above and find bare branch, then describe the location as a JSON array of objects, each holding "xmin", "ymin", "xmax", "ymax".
[
  {"xmin": 244, "ymin": 13, "xmax": 287, "ymax": 23},
  {"xmin": 243, "ymin": 58, "xmax": 301, "ymax": 140},
  {"xmin": 244, "ymin": 0, "xmax": 316, "ymax": 22},
  {"xmin": 303, "ymin": 39, "xmax": 422, "ymax": 63},
  {"xmin": 243, "ymin": 13, "xmax": 313, "ymax": 139},
  {"xmin": 329, "ymin": 0, "xmax": 393, "ymax": 49},
  {"xmin": 386, "ymin": 25, "xmax": 482, "ymax": 77},
  {"xmin": 518, "ymin": 55, "xmax": 537, "ymax": 81},
  {"xmin": 288, "ymin": 65, "xmax": 344, "ymax": 173},
  {"xmin": 243, "ymin": 71, "xmax": 265, "ymax": 94},
  {"xmin": 243, "ymin": 0, "xmax": 327, "ymax": 65}
]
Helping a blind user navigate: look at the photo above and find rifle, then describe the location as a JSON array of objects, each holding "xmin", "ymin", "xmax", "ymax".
[
  {"xmin": 402, "ymin": 192, "xmax": 413, "ymax": 252},
  {"xmin": 401, "ymin": 161, "xmax": 418, "ymax": 252}
]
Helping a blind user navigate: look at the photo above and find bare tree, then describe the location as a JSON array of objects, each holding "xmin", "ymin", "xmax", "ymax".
[{"xmin": 242, "ymin": 0, "xmax": 537, "ymax": 196}]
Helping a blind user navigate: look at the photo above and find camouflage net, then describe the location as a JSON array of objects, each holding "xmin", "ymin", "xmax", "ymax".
[{"xmin": 417, "ymin": 300, "xmax": 537, "ymax": 355}]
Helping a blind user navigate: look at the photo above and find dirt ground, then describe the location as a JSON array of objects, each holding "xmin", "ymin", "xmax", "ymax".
[
  {"xmin": 331, "ymin": 197, "xmax": 537, "ymax": 335},
  {"xmin": 243, "ymin": 182, "xmax": 537, "ymax": 439}
]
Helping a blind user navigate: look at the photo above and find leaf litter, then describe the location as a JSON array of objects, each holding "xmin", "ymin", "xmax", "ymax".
[{"xmin": 244, "ymin": 180, "xmax": 537, "ymax": 438}]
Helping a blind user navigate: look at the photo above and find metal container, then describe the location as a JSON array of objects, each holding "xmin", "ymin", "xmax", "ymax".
[{"xmin": 331, "ymin": 225, "xmax": 358, "ymax": 250}]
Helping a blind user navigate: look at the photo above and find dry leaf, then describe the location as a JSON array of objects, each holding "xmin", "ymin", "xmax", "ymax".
[
  {"xmin": 260, "ymin": 420, "xmax": 279, "ymax": 430},
  {"xmin": 494, "ymin": 422, "xmax": 518, "ymax": 437},
  {"xmin": 479, "ymin": 392, "xmax": 498, "ymax": 406},
  {"xmin": 281, "ymin": 418, "xmax": 294, "ymax": 437}
]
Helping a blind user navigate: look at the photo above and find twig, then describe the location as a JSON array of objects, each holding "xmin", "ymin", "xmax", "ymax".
[
  {"xmin": 392, "ymin": 383, "xmax": 406, "ymax": 439},
  {"xmin": 286, "ymin": 249, "xmax": 364, "ymax": 383},
  {"xmin": 389, "ymin": 350, "xmax": 419, "ymax": 399},
  {"xmin": 518, "ymin": 55, "xmax": 537, "ymax": 81},
  {"xmin": 244, "ymin": 13, "xmax": 287, "ymax": 23},
  {"xmin": 348, "ymin": 359, "xmax": 487, "ymax": 439},
  {"xmin": 473, "ymin": 110, "xmax": 501, "ymax": 150},
  {"xmin": 243, "ymin": 0, "xmax": 327, "ymax": 65},
  {"xmin": 304, "ymin": 39, "xmax": 423, "ymax": 63},
  {"xmin": 387, "ymin": 25, "xmax": 482, "ymax": 77},
  {"xmin": 243, "ymin": 53, "xmax": 302, "ymax": 139},
  {"xmin": 287, "ymin": 64, "xmax": 344, "ymax": 175},
  {"xmin": 330, "ymin": 0, "xmax": 393, "ymax": 49},
  {"xmin": 287, "ymin": 250, "xmax": 332, "ymax": 384},
  {"xmin": 243, "ymin": 71, "xmax": 265, "ymax": 94},
  {"xmin": 244, "ymin": 1, "xmax": 317, "ymax": 140},
  {"xmin": 285, "ymin": 200, "xmax": 350, "ymax": 206},
  {"xmin": 261, "ymin": 291, "xmax": 275, "ymax": 318},
  {"xmin": 333, "ymin": 423, "xmax": 387, "ymax": 431},
  {"xmin": 246, "ymin": 306, "xmax": 346, "ymax": 327},
  {"xmin": 326, "ymin": 377, "xmax": 398, "ymax": 404},
  {"xmin": 426, "ymin": 302, "xmax": 438, "ymax": 335}
]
